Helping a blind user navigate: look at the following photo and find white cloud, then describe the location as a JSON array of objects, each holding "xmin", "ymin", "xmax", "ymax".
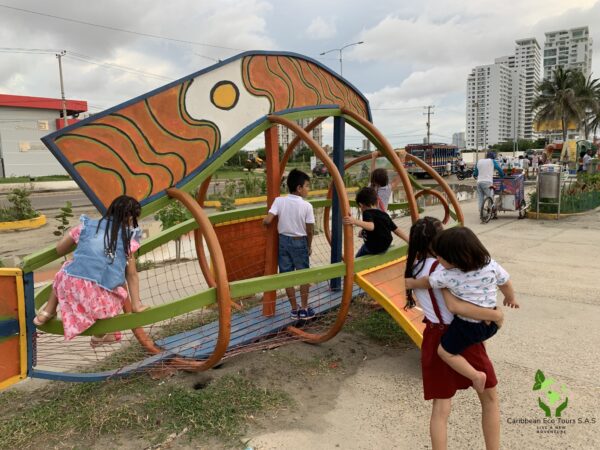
[{"xmin": 306, "ymin": 16, "xmax": 337, "ymax": 40}]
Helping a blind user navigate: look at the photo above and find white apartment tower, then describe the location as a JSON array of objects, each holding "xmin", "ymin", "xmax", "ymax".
[
  {"xmin": 466, "ymin": 61, "xmax": 525, "ymax": 149},
  {"xmin": 514, "ymin": 38, "xmax": 541, "ymax": 140},
  {"xmin": 277, "ymin": 118, "xmax": 323, "ymax": 149},
  {"xmin": 543, "ymin": 27, "xmax": 593, "ymax": 79},
  {"xmin": 452, "ymin": 132, "xmax": 466, "ymax": 149}
]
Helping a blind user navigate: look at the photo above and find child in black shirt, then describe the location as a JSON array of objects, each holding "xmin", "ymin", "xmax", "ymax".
[{"xmin": 343, "ymin": 187, "xmax": 408, "ymax": 257}]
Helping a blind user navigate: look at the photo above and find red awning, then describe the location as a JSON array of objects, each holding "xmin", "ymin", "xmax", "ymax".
[{"xmin": 0, "ymin": 93, "xmax": 87, "ymax": 115}]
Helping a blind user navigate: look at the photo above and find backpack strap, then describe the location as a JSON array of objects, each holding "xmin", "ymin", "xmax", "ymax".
[{"xmin": 427, "ymin": 260, "xmax": 445, "ymax": 324}]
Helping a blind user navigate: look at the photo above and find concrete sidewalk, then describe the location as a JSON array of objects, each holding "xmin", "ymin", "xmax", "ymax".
[{"xmin": 0, "ymin": 180, "xmax": 79, "ymax": 193}]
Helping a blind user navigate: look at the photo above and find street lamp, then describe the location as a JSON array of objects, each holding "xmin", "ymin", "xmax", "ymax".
[{"xmin": 320, "ymin": 41, "xmax": 364, "ymax": 76}]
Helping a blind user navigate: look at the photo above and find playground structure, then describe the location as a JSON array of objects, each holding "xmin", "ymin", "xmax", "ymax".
[{"xmin": 0, "ymin": 51, "xmax": 463, "ymax": 388}]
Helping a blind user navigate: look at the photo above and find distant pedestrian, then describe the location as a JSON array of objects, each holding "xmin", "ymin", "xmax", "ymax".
[
  {"xmin": 583, "ymin": 150, "xmax": 593, "ymax": 171},
  {"xmin": 521, "ymin": 155, "xmax": 530, "ymax": 178},
  {"xmin": 531, "ymin": 153, "xmax": 539, "ymax": 176}
]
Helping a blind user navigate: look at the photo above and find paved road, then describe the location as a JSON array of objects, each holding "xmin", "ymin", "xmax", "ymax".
[{"xmin": 0, "ymin": 189, "xmax": 93, "ymax": 213}]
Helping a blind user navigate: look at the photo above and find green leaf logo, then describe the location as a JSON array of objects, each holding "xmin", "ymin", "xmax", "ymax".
[
  {"xmin": 533, "ymin": 369, "xmax": 545, "ymax": 391},
  {"xmin": 534, "ymin": 369, "xmax": 569, "ymax": 417}
]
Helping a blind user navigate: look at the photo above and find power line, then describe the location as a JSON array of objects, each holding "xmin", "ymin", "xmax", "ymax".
[
  {"xmin": 65, "ymin": 52, "xmax": 173, "ymax": 81},
  {"xmin": 371, "ymin": 106, "xmax": 425, "ymax": 111},
  {"xmin": 0, "ymin": 47, "xmax": 60, "ymax": 55},
  {"xmin": 0, "ymin": 3, "xmax": 244, "ymax": 52},
  {"xmin": 0, "ymin": 47, "xmax": 174, "ymax": 82}
]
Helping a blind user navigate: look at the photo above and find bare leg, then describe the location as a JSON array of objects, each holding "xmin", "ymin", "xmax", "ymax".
[
  {"xmin": 477, "ymin": 387, "xmax": 500, "ymax": 450},
  {"xmin": 438, "ymin": 345, "xmax": 487, "ymax": 393},
  {"xmin": 33, "ymin": 290, "xmax": 59, "ymax": 325},
  {"xmin": 285, "ymin": 287, "xmax": 298, "ymax": 310},
  {"xmin": 430, "ymin": 398, "xmax": 451, "ymax": 450},
  {"xmin": 300, "ymin": 284, "xmax": 309, "ymax": 309}
]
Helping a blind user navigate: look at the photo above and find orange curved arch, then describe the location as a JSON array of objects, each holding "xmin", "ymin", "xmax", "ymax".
[
  {"xmin": 323, "ymin": 150, "xmax": 412, "ymax": 246},
  {"xmin": 127, "ymin": 188, "xmax": 232, "ymax": 371},
  {"xmin": 404, "ymin": 154, "xmax": 464, "ymax": 225},
  {"xmin": 414, "ymin": 189, "xmax": 451, "ymax": 224},
  {"xmin": 341, "ymin": 108, "xmax": 419, "ymax": 222},
  {"xmin": 267, "ymin": 115, "xmax": 354, "ymax": 345}
]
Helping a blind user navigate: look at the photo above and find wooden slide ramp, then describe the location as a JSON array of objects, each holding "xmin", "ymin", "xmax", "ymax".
[{"xmin": 354, "ymin": 257, "xmax": 425, "ymax": 348}]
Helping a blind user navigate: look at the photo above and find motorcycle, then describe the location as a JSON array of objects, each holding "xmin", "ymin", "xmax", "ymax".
[{"xmin": 456, "ymin": 168, "xmax": 473, "ymax": 180}]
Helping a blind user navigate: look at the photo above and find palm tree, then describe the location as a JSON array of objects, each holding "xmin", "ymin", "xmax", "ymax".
[
  {"xmin": 532, "ymin": 67, "xmax": 583, "ymax": 160},
  {"xmin": 572, "ymin": 71, "xmax": 600, "ymax": 139}
]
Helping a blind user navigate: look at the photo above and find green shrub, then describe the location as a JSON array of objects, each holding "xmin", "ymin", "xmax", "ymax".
[{"xmin": 0, "ymin": 186, "xmax": 39, "ymax": 221}]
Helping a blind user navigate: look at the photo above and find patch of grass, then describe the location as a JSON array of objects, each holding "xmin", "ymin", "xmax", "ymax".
[
  {"xmin": 212, "ymin": 168, "xmax": 246, "ymax": 180},
  {"xmin": 147, "ymin": 375, "xmax": 289, "ymax": 440},
  {"xmin": 0, "ymin": 175, "xmax": 71, "ymax": 184},
  {"xmin": 346, "ymin": 298, "xmax": 411, "ymax": 347},
  {"xmin": 0, "ymin": 375, "xmax": 288, "ymax": 449}
]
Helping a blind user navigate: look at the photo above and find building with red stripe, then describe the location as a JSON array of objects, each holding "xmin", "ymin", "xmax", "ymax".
[{"xmin": 0, "ymin": 94, "xmax": 87, "ymax": 177}]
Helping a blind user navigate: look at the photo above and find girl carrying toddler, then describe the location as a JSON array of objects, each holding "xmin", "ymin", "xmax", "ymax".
[{"xmin": 405, "ymin": 218, "xmax": 512, "ymax": 450}]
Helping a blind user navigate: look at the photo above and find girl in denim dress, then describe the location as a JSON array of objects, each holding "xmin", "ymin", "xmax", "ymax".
[{"xmin": 33, "ymin": 196, "xmax": 147, "ymax": 346}]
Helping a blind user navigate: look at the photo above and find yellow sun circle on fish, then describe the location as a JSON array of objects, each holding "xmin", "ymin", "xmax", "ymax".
[{"xmin": 210, "ymin": 80, "xmax": 239, "ymax": 110}]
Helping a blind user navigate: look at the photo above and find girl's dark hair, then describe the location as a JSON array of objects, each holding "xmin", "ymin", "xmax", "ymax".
[
  {"xmin": 370, "ymin": 168, "xmax": 389, "ymax": 187},
  {"xmin": 432, "ymin": 227, "xmax": 490, "ymax": 272},
  {"xmin": 98, "ymin": 195, "xmax": 141, "ymax": 260},
  {"xmin": 404, "ymin": 217, "xmax": 443, "ymax": 308},
  {"xmin": 287, "ymin": 169, "xmax": 310, "ymax": 193},
  {"xmin": 355, "ymin": 186, "xmax": 378, "ymax": 207}
]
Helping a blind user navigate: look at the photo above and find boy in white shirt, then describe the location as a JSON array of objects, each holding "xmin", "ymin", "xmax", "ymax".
[{"xmin": 263, "ymin": 169, "xmax": 315, "ymax": 319}]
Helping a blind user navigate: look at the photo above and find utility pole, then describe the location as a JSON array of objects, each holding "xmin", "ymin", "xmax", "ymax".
[
  {"xmin": 56, "ymin": 50, "xmax": 68, "ymax": 128},
  {"xmin": 474, "ymin": 101, "xmax": 479, "ymax": 164},
  {"xmin": 423, "ymin": 105, "xmax": 434, "ymax": 144}
]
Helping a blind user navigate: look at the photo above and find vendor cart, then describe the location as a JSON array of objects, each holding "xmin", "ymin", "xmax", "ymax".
[{"xmin": 480, "ymin": 174, "xmax": 527, "ymax": 222}]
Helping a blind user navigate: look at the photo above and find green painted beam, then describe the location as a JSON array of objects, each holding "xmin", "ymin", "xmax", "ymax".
[
  {"xmin": 36, "ymin": 244, "xmax": 408, "ymax": 336},
  {"xmin": 22, "ymin": 244, "xmax": 74, "ymax": 274},
  {"xmin": 229, "ymin": 244, "xmax": 408, "ymax": 298},
  {"xmin": 34, "ymin": 284, "xmax": 52, "ymax": 309},
  {"xmin": 36, "ymin": 287, "xmax": 218, "ymax": 335}
]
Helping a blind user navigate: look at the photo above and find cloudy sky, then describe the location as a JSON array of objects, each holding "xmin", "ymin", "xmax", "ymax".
[{"xmin": 1, "ymin": 0, "xmax": 599, "ymax": 149}]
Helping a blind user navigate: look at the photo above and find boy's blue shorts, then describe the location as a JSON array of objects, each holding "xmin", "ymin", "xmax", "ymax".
[{"xmin": 278, "ymin": 234, "xmax": 309, "ymax": 273}]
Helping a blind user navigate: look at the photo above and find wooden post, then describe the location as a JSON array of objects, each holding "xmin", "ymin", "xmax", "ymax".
[
  {"xmin": 330, "ymin": 116, "xmax": 345, "ymax": 290},
  {"xmin": 263, "ymin": 126, "xmax": 280, "ymax": 316}
]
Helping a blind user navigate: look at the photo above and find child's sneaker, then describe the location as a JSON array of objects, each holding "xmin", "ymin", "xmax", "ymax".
[
  {"xmin": 299, "ymin": 307, "xmax": 316, "ymax": 320},
  {"xmin": 290, "ymin": 309, "xmax": 299, "ymax": 319}
]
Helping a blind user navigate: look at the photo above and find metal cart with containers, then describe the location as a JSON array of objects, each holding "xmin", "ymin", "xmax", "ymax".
[{"xmin": 480, "ymin": 174, "xmax": 527, "ymax": 222}]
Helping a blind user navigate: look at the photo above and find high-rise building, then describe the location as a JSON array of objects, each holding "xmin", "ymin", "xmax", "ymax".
[
  {"xmin": 543, "ymin": 27, "xmax": 593, "ymax": 80},
  {"xmin": 277, "ymin": 118, "xmax": 323, "ymax": 150},
  {"xmin": 514, "ymin": 38, "xmax": 541, "ymax": 140},
  {"xmin": 452, "ymin": 132, "xmax": 466, "ymax": 149},
  {"xmin": 466, "ymin": 61, "xmax": 525, "ymax": 149},
  {"xmin": 361, "ymin": 139, "xmax": 371, "ymax": 152}
]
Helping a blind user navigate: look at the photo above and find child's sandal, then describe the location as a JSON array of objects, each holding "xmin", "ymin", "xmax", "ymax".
[
  {"xmin": 90, "ymin": 332, "xmax": 122, "ymax": 348},
  {"xmin": 33, "ymin": 309, "xmax": 55, "ymax": 326}
]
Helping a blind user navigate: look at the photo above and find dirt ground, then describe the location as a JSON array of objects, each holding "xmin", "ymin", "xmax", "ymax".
[{"xmin": 4, "ymin": 188, "xmax": 600, "ymax": 450}]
